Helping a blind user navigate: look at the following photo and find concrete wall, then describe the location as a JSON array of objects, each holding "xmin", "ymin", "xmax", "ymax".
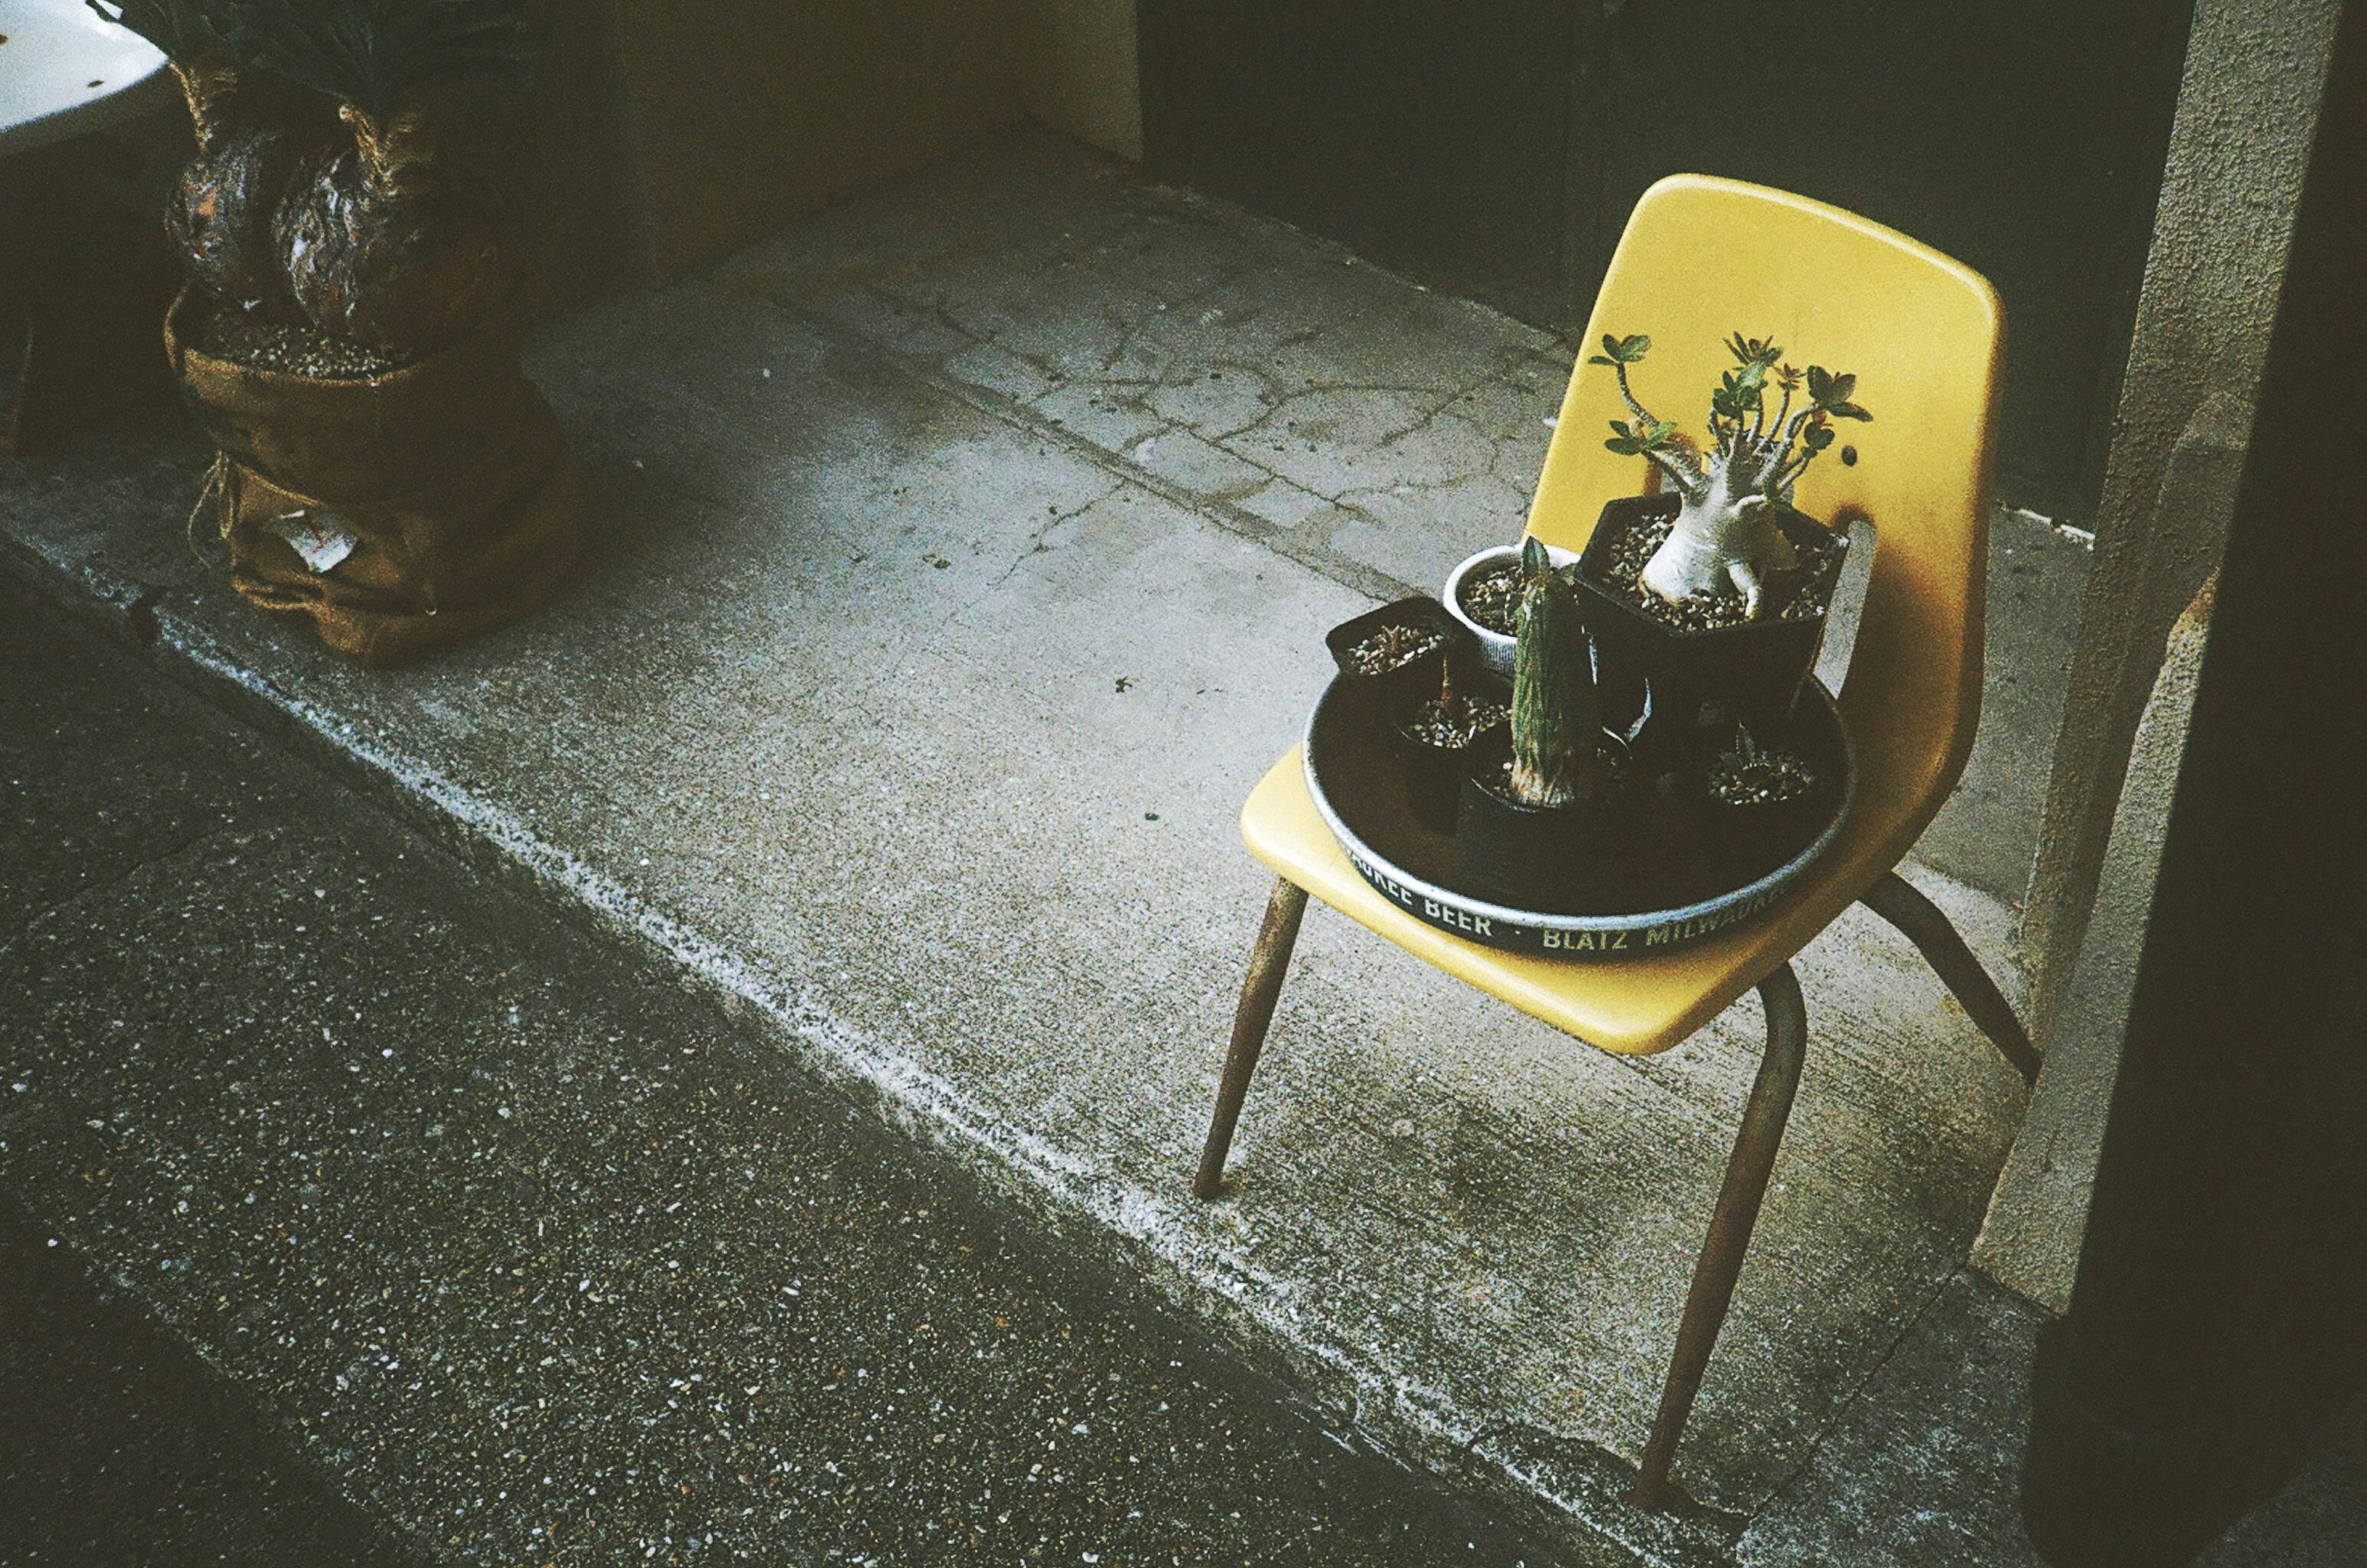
[
  {"xmin": 1976, "ymin": 579, "xmax": 2214, "ymax": 1312},
  {"xmin": 1025, "ymin": 0, "xmax": 1143, "ymax": 161},
  {"xmin": 586, "ymin": 0, "xmax": 1142, "ymax": 282},
  {"xmin": 2019, "ymin": 0, "xmax": 2342, "ymax": 1032},
  {"xmin": 606, "ymin": 0, "xmax": 1029, "ymax": 278}
]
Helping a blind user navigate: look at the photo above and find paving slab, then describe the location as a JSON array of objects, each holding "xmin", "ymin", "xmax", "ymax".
[{"xmin": 0, "ymin": 136, "xmax": 2056, "ymax": 1553}]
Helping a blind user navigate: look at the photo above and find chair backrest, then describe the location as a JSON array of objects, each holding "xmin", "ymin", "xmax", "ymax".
[{"xmin": 1527, "ymin": 174, "xmax": 2004, "ymax": 878}]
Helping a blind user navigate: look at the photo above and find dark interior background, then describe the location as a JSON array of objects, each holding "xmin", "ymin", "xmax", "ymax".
[{"xmin": 1138, "ymin": 0, "xmax": 2193, "ymax": 525}]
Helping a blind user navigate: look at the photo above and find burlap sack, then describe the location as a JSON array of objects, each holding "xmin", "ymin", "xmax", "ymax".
[{"xmin": 166, "ymin": 285, "xmax": 584, "ymax": 668}]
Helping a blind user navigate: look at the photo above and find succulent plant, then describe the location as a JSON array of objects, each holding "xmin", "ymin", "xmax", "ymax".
[
  {"xmin": 86, "ymin": 1, "xmax": 313, "ymax": 318},
  {"xmin": 235, "ymin": 0, "xmax": 537, "ymax": 355},
  {"xmin": 1505, "ymin": 537, "xmax": 1601, "ymax": 809},
  {"xmin": 1589, "ymin": 331, "xmax": 1871, "ymax": 618}
]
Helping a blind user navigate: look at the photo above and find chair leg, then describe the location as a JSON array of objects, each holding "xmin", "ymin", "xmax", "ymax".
[
  {"xmin": 1859, "ymin": 870, "xmax": 2042, "ymax": 1087},
  {"xmin": 1633, "ymin": 962, "xmax": 1809, "ymax": 1511},
  {"xmin": 1193, "ymin": 878, "xmax": 1310, "ymax": 1200}
]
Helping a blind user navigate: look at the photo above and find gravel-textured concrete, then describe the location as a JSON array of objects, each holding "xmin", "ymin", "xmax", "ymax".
[
  {"xmin": 0, "ymin": 1191, "xmax": 427, "ymax": 1567},
  {"xmin": 0, "ymin": 587, "xmax": 1596, "ymax": 1567},
  {"xmin": 1, "ymin": 134, "xmax": 2056, "ymax": 1549}
]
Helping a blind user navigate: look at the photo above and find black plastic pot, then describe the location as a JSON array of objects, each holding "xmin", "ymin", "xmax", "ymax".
[
  {"xmin": 1325, "ymin": 595, "xmax": 1472, "ymax": 727},
  {"xmin": 1450, "ymin": 732, "xmax": 1639, "ymax": 912},
  {"xmin": 1572, "ymin": 493, "xmax": 1844, "ymax": 772},
  {"xmin": 1695, "ymin": 778, "xmax": 1834, "ymax": 886},
  {"xmin": 1386, "ymin": 659, "xmax": 1508, "ymax": 835}
]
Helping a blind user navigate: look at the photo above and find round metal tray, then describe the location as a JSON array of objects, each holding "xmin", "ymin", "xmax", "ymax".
[{"xmin": 1302, "ymin": 677, "xmax": 1855, "ymax": 958}]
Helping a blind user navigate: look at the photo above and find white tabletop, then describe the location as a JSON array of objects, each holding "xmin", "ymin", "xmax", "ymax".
[{"xmin": 0, "ymin": 0, "xmax": 173, "ymax": 160}]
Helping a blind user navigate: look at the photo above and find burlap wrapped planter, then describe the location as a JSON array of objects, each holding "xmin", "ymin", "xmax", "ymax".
[{"xmin": 167, "ymin": 285, "xmax": 585, "ymax": 668}]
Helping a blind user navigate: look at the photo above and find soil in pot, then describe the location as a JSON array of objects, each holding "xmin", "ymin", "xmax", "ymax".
[
  {"xmin": 186, "ymin": 292, "xmax": 404, "ymax": 380},
  {"xmin": 1455, "ymin": 559, "xmax": 1523, "ymax": 636},
  {"xmin": 1389, "ymin": 659, "xmax": 1509, "ymax": 834},
  {"xmin": 1695, "ymin": 726, "xmax": 1833, "ymax": 883},
  {"xmin": 1343, "ymin": 618, "xmax": 1448, "ymax": 674},
  {"xmin": 1592, "ymin": 497, "xmax": 1847, "ymax": 634}
]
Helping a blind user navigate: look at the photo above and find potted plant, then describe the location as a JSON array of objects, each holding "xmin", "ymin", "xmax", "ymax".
[
  {"xmin": 89, "ymin": 0, "xmax": 583, "ymax": 669},
  {"xmin": 1325, "ymin": 594, "xmax": 1469, "ymax": 728},
  {"xmin": 1442, "ymin": 538, "xmax": 1576, "ymax": 677},
  {"xmin": 1571, "ymin": 331, "xmax": 1865, "ymax": 763},
  {"xmin": 1388, "ymin": 648, "xmax": 1508, "ymax": 835},
  {"xmin": 1695, "ymin": 721, "xmax": 1832, "ymax": 883},
  {"xmin": 1452, "ymin": 539, "xmax": 1635, "ymax": 908}
]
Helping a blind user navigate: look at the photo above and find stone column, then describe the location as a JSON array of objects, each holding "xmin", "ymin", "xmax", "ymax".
[{"xmin": 2021, "ymin": 0, "xmax": 2343, "ymax": 1035}]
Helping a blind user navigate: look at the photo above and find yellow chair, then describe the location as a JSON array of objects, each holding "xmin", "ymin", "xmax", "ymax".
[{"xmin": 1192, "ymin": 174, "xmax": 2040, "ymax": 1509}]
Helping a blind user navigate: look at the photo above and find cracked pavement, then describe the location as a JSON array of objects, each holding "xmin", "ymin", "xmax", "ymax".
[{"xmin": 713, "ymin": 136, "xmax": 1570, "ymax": 606}]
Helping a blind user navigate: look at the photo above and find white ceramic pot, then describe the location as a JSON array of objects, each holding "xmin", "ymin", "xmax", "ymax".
[{"xmin": 1443, "ymin": 541, "xmax": 1578, "ymax": 676}]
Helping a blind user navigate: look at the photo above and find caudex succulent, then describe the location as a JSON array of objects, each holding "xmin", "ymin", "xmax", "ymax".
[
  {"xmin": 90, "ymin": 0, "xmax": 313, "ymax": 319},
  {"xmin": 242, "ymin": 0, "xmax": 536, "ymax": 354},
  {"xmin": 1589, "ymin": 331, "xmax": 1870, "ymax": 618},
  {"xmin": 88, "ymin": 0, "xmax": 536, "ymax": 359},
  {"xmin": 1503, "ymin": 537, "xmax": 1601, "ymax": 809}
]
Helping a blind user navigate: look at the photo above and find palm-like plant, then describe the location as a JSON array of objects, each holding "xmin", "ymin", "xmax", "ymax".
[
  {"xmin": 86, "ymin": 0, "xmax": 312, "ymax": 318},
  {"xmin": 236, "ymin": 0, "xmax": 537, "ymax": 355}
]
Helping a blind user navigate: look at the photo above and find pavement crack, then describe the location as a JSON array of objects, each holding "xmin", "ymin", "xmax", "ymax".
[
  {"xmin": 1741, "ymin": 1264, "xmax": 1966, "ymax": 1514},
  {"xmin": 774, "ymin": 300, "xmax": 1422, "ymax": 606}
]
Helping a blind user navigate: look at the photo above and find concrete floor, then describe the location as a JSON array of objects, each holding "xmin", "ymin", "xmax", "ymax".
[
  {"xmin": 0, "ymin": 131, "xmax": 2270, "ymax": 1562},
  {"xmin": 697, "ymin": 134, "xmax": 2093, "ymax": 907}
]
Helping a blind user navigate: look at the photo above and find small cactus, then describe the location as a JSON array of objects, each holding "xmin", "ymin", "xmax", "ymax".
[{"xmin": 1506, "ymin": 537, "xmax": 1600, "ymax": 809}]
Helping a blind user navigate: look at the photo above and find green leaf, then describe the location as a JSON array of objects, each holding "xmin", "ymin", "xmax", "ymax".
[
  {"xmin": 1586, "ymin": 355, "xmax": 1617, "ymax": 367},
  {"xmin": 1728, "ymin": 332, "xmax": 1781, "ymax": 367},
  {"xmin": 1804, "ymin": 425, "xmax": 1834, "ymax": 451},
  {"xmin": 1805, "ymin": 364, "xmax": 1833, "ymax": 404},
  {"xmin": 1603, "ymin": 333, "xmax": 1650, "ymax": 362},
  {"xmin": 1831, "ymin": 402, "xmax": 1872, "ymax": 422},
  {"xmin": 1604, "ymin": 436, "xmax": 1643, "ymax": 456},
  {"xmin": 234, "ymin": 0, "xmax": 539, "ymax": 118},
  {"xmin": 1521, "ymin": 536, "xmax": 1551, "ymax": 574},
  {"xmin": 86, "ymin": 0, "xmax": 231, "ymax": 58}
]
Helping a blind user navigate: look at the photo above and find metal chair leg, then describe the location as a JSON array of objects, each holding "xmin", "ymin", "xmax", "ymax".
[
  {"xmin": 1193, "ymin": 878, "xmax": 1310, "ymax": 1199},
  {"xmin": 1634, "ymin": 962, "xmax": 1809, "ymax": 1511},
  {"xmin": 1859, "ymin": 870, "xmax": 2042, "ymax": 1087}
]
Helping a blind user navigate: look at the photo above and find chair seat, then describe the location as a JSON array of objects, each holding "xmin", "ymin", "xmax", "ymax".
[{"xmin": 1241, "ymin": 733, "xmax": 1933, "ymax": 1053}]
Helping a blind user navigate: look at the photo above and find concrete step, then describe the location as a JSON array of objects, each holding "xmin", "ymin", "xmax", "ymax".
[{"xmin": 17, "ymin": 129, "xmax": 2344, "ymax": 1564}]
